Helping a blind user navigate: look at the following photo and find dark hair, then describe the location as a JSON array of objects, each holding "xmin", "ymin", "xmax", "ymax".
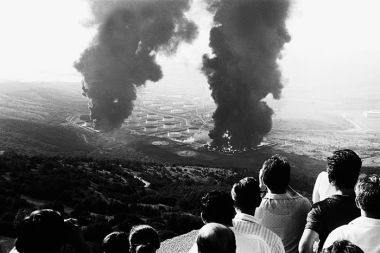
[
  {"xmin": 327, "ymin": 149, "xmax": 361, "ymax": 189},
  {"xmin": 261, "ymin": 155, "xmax": 290, "ymax": 193},
  {"xmin": 201, "ymin": 190, "xmax": 235, "ymax": 226},
  {"xmin": 15, "ymin": 209, "xmax": 65, "ymax": 253},
  {"xmin": 355, "ymin": 174, "xmax": 380, "ymax": 213},
  {"xmin": 322, "ymin": 240, "xmax": 364, "ymax": 253},
  {"xmin": 103, "ymin": 231, "xmax": 129, "ymax": 253},
  {"xmin": 231, "ymin": 177, "xmax": 261, "ymax": 213},
  {"xmin": 129, "ymin": 225, "xmax": 160, "ymax": 253}
]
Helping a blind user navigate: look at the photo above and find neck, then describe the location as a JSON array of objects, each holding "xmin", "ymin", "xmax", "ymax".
[
  {"xmin": 267, "ymin": 188, "xmax": 286, "ymax": 194},
  {"xmin": 331, "ymin": 186, "xmax": 354, "ymax": 196},
  {"xmin": 362, "ymin": 210, "xmax": 380, "ymax": 219},
  {"xmin": 235, "ymin": 208, "xmax": 255, "ymax": 216}
]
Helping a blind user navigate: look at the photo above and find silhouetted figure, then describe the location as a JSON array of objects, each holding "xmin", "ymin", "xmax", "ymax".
[
  {"xmin": 231, "ymin": 177, "xmax": 285, "ymax": 253},
  {"xmin": 299, "ymin": 149, "xmax": 362, "ymax": 253},
  {"xmin": 200, "ymin": 190, "xmax": 236, "ymax": 226},
  {"xmin": 255, "ymin": 155, "xmax": 311, "ymax": 253},
  {"xmin": 188, "ymin": 190, "xmax": 236, "ymax": 253},
  {"xmin": 323, "ymin": 174, "xmax": 380, "ymax": 253},
  {"xmin": 103, "ymin": 232, "xmax": 129, "ymax": 253},
  {"xmin": 196, "ymin": 223, "xmax": 236, "ymax": 253},
  {"xmin": 11, "ymin": 209, "xmax": 91, "ymax": 253},
  {"xmin": 322, "ymin": 240, "xmax": 364, "ymax": 253},
  {"xmin": 129, "ymin": 225, "xmax": 160, "ymax": 253}
]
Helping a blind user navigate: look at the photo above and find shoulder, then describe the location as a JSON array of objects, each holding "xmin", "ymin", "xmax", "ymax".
[{"xmin": 323, "ymin": 225, "xmax": 347, "ymax": 249}]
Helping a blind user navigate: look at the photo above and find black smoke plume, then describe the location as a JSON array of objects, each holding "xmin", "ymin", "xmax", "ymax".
[
  {"xmin": 203, "ymin": 0, "xmax": 291, "ymax": 149},
  {"xmin": 75, "ymin": 0, "xmax": 197, "ymax": 131}
]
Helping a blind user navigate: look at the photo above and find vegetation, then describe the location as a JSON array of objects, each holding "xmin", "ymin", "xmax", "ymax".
[{"xmin": 0, "ymin": 151, "xmax": 240, "ymax": 248}]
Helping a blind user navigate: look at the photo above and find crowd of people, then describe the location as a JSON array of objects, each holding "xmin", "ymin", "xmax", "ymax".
[{"xmin": 5, "ymin": 149, "xmax": 380, "ymax": 253}]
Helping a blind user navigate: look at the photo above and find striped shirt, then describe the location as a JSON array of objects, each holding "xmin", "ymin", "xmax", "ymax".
[{"xmin": 233, "ymin": 212, "xmax": 285, "ymax": 253}]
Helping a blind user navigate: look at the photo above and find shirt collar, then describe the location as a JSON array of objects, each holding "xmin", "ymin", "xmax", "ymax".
[
  {"xmin": 264, "ymin": 192, "xmax": 291, "ymax": 200},
  {"xmin": 234, "ymin": 212, "xmax": 259, "ymax": 223},
  {"xmin": 264, "ymin": 187, "xmax": 301, "ymax": 200},
  {"xmin": 351, "ymin": 216, "xmax": 380, "ymax": 226}
]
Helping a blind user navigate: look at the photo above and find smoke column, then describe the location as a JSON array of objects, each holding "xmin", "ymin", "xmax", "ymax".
[
  {"xmin": 75, "ymin": 0, "xmax": 197, "ymax": 131},
  {"xmin": 203, "ymin": 0, "xmax": 290, "ymax": 149}
]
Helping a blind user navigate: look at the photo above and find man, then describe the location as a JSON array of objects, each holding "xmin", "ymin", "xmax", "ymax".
[
  {"xmin": 323, "ymin": 174, "xmax": 380, "ymax": 253},
  {"xmin": 162, "ymin": 190, "xmax": 234, "ymax": 253},
  {"xmin": 11, "ymin": 209, "xmax": 91, "ymax": 253},
  {"xmin": 299, "ymin": 149, "xmax": 362, "ymax": 253},
  {"xmin": 232, "ymin": 177, "xmax": 285, "ymax": 253},
  {"xmin": 102, "ymin": 232, "xmax": 129, "ymax": 253},
  {"xmin": 187, "ymin": 190, "xmax": 271, "ymax": 253},
  {"xmin": 196, "ymin": 223, "xmax": 236, "ymax": 253},
  {"xmin": 255, "ymin": 155, "xmax": 311, "ymax": 253}
]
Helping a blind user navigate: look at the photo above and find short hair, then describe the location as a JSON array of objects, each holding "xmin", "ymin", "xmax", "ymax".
[
  {"xmin": 327, "ymin": 149, "xmax": 362, "ymax": 189},
  {"xmin": 196, "ymin": 223, "xmax": 236, "ymax": 253},
  {"xmin": 231, "ymin": 177, "xmax": 261, "ymax": 213},
  {"xmin": 355, "ymin": 174, "xmax": 380, "ymax": 213},
  {"xmin": 261, "ymin": 155, "xmax": 290, "ymax": 192},
  {"xmin": 201, "ymin": 190, "xmax": 235, "ymax": 226},
  {"xmin": 15, "ymin": 209, "xmax": 65, "ymax": 253},
  {"xmin": 129, "ymin": 225, "xmax": 160, "ymax": 253},
  {"xmin": 103, "ymin": 231, "xmax": 129, "ymax": 253},
  {"xmin": 322, "ymin": 240, "xmax": 364, "ymax": 253}
]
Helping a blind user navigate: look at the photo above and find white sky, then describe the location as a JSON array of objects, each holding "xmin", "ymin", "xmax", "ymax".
[{"xmin": 0, "ymin": 0, "xmax": 379, "ymax": 103}]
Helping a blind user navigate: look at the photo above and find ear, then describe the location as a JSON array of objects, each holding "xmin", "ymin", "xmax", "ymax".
[
  {"xmin": 200, "ymin": 212, "xmax": 207, "ymax": 224},
  {"xmin": 355, "ymin": 197, "xmax": 361, "ymax": 209}
]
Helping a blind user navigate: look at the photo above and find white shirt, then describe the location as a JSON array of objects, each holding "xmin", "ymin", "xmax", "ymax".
[
  {"xmin": 255, "ymin": 188, "xmax": 311, "ymax": 253},
  {"xmin": 312, "ymin": 171, "xmax": 335, "ymax": 203},
  {"xmin": 233, "ymin": 212, "xmax": 285, "ymax": 253},
  {"xmin": 323, "ymin": 216, "xmax": 380, "ymax": 253}
]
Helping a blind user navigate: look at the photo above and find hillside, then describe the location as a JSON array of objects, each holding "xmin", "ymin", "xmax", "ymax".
[{"xmin": 0, "ymin": 152, "xmax": 240, "ymax": 252}]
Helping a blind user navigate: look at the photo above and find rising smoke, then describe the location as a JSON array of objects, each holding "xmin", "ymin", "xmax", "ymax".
[
  {"xmin": 75, "ymin": 0, "xmax": 197, "ymax": 131},
  {"xmin": 202, "ymin": 0, "xmax": 291, "ymax": 149}
]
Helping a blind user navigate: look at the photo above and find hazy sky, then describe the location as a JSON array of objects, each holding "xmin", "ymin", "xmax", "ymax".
[{"xmin": 0, "ymin": 0, "xmax": 379, "ymax": 104}]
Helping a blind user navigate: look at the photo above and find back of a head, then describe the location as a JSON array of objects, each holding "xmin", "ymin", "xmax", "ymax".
[
  {"xmin": 196, "ymin": 223, "xmax": 236, "ymax": 253},
  {"xmin": 231, "ymin": 177, "xmax": 261, "ymax": 214},
  {"xmin": 103, "ymin": 231, "xmax": 129, "ymax": 253},
  {"xmin": 355, "ymin": 174, "xmax": 380, "ymax": 214},
  {"xmin": 327, "ymin": 149, "xmax": 362, "ymax": 189},
  {"xmin": 201, "ymin": 190, "xmax": 235, "ymax": 226},
  {"xmin": 323, "ymin": 240, "xmax": 364, "ymax": 253},
  {"xmin": 15, "ymin": 209, "xmax": 65, "ymax": 253},
  {"xmin": 261, "ymin": 155, "xmax": 290, "ymax": 193},
  {"xmin": 129, "ymin": 225, "xmax": 160, "ymax": 253}
]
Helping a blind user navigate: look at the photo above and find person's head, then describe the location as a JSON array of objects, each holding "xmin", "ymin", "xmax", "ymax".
[
  {"xmin": 231, "ymin": 177, "xmax": 261, "ymax": 214},
  {"xmin": 15, "ymin": 209, "xmax": 65, "ymax": 253},
  {"xmin": 355, "ymin": 174, "xmax": 380, "ymax": 217},
  {"xmin": 129, "ymin": 225, "xmax": 160, "ymax": 253},
  {"xmin": 260, "ymin": 155, "xmax": 290, "ymax": 193},
  {"xmin": 327, "ymin": 149, "xmax": 361, "ymax": 190},
  {"xmin": 196, "ymin": 223, "xmax": 236, "ymax": 253},
  {"xmin": 322, "ymin": 240, "xmax": 364, "ymax": 253},
  {"xmin": 103, "ymin": 231, "xmax": 129, "ymax": 253},
  {"xmin": 200, "ymin": 190, "xmax": 235, "ymax": 226}
]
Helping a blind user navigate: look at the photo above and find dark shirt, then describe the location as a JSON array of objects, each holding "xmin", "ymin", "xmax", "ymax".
[{"xmin": 305, "ymin": 194, "xmax": 360, "ymax": 251}]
